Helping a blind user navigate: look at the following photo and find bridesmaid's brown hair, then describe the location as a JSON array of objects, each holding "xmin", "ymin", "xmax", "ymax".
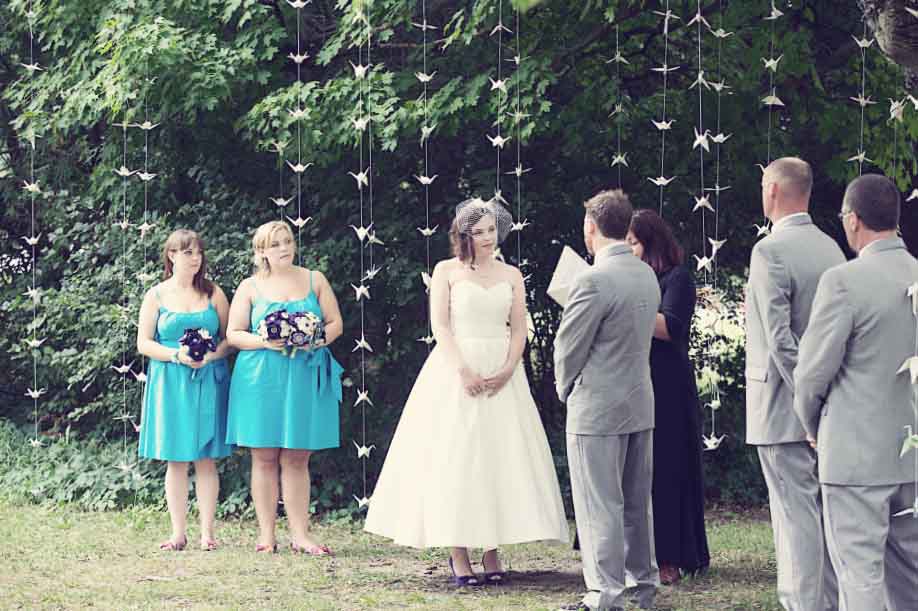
[{"xmin": 162, "ymin": 229, "xmax": 215, "ymax": 297}]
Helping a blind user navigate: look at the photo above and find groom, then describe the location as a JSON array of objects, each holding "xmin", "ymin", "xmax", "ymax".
[{"xmin": 554, "ymin": 189, "xmax": 661, "ymax": 611}]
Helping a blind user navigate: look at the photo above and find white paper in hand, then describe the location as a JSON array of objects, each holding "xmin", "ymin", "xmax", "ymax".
[{"xmin": 547, "ymin": 245, "xmax": 590, "ymax": 307}]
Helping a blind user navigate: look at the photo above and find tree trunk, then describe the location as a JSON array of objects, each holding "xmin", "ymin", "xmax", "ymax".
[{"xmin": 861, "ymin": 0, "xmax": 918, "ymax": 91}]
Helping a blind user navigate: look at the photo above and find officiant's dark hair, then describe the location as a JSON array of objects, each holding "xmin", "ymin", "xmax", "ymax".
[
  {"xmin": 843, "ymin": 174, "xmax": 900, "ymax": 231},
  {"xmin": 629, "ymin": 209, "xmax": 684, "ymax": 275},
  {"xmin": 584, "ymin": 189, "xmax": 632, "ymax": 239}
]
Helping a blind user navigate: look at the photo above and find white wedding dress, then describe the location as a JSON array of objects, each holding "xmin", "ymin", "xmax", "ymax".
[{"xmin": 364, "ymin": 279, "xmax": 570, "ymax": 549}]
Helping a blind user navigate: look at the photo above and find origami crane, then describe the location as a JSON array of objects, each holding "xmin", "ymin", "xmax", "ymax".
[{"xmin": 353, "ymin": 441, "xmax": 376, "ymax": 458}]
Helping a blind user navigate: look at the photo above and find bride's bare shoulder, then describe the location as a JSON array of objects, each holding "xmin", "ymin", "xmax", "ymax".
[
  {"xmin": 496, "ymin": 260, "xmax": 523, "ymax": 282},
  {"xmin": 433, "ymin": 258, "xmax": 462, "ymax": 275}
]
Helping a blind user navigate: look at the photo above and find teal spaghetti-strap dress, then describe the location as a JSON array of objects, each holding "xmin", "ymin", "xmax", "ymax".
[
  {"xmin": 226, "ymin": 272, "xmax": 344, "ymax": 450},
  {"xmin": 138, "ymin": 298, "xmax": 233, "ymax": 462}
]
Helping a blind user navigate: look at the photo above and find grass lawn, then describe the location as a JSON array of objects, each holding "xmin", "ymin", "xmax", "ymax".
[{"xmin": 0, "ymin": 502, "xmax": 779, "ymax": 610}]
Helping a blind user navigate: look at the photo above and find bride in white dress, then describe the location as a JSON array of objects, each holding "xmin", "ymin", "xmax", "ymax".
[{"xmin": 364, "ymin": 198, "xmax": 569, "ymax": 586}]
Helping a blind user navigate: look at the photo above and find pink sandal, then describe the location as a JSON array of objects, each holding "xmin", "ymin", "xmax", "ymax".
[
  {"xmin": 290, "ymin": 542, "xmax": 333, "ymax": 556},
  {"xmin": 255, "ymin": 542, "xmax": 278, "ymax": 554},
  {"xmin": 158, "ymin": 536, "xmax": 187, "ymax": 551},
  {"xmin": 200, "ymin": 539, "xmax": 218, "ymax": 552}
]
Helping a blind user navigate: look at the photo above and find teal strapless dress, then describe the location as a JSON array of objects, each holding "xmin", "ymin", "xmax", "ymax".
[
  {"xmin": 138, "ymin": 302, "xmax": 233, "ymax": 461},
  {"xmin": 225, "ymin": 292, "xmax": 344, "ymax": 450}
]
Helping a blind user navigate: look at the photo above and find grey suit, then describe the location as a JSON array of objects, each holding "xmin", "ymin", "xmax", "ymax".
[
  {"xmin": 554, "ymin": 242, "xmax": 661, "ymax": 611},
  {"xmin": 745, "ymin": 213, "xmax": 843, "ymax": 611},
  {"xmin": 794, "ymin": 237, "xmax": 918, "ymax": 611}
]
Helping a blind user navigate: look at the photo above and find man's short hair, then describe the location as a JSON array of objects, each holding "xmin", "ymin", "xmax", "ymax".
[
  {"xmin": 843, "ymin": 174, "xmax": 900, "ymax": 231},
  {"xmin": 765, "ymin": 157, "xmax": 813, "ymax": 200},
  {"xmin": 583, "ymin": 189, "xmax": 633, "ymax": 240}
]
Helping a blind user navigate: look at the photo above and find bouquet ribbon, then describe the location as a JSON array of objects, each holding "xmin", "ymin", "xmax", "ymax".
[
  {"xmin": 299, "ymin": 347, "xmax": 344, "ymax": 403},
  {"xmin": 191, "ymin": 359, "xmax": 228, "ymax": 452}
]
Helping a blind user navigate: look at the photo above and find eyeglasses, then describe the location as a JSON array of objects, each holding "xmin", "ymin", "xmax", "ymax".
[{"xmin": 837, "ymin": 209, "xmax": 854, "ymax": 221}]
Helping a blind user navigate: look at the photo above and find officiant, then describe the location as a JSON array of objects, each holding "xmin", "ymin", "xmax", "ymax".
[{"xmin": 627, "ymin": 209, "xmax": 710, "ymax": 584}]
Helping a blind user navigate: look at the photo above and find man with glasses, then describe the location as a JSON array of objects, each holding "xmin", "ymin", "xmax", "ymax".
[
  {"xmin": 745, "ymin": 157, "xmax": 843, "ymax": 611},
  {"xmin": 795, "ymin": 174, "xmax": 918, "ymax": 611}
]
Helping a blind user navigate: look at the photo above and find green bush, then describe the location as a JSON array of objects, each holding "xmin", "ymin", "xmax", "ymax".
[{"xmin": 0, "ymin": 419, "xmax": 362, "ymax": 518}]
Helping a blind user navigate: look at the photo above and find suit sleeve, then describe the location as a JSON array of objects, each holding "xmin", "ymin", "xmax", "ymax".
[
  {"xmin": 749, "ymin": 244, "xmax": 797, "ymax": 389},
  {"xmin": 660, "ymin": 266, "xmax": 694, "ymax": 340},
  {"xmin": 793, "ymin": 270, "xmax": 853, "ymax": 438},
  {"xmin": 553, "ymin": 273, "xmax": 605, "ymax": 403}
]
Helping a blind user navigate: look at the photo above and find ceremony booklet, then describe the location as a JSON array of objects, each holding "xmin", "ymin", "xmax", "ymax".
[{"xmin": 547, "ymin": 245, "xmax": 590, "ymax": 308}]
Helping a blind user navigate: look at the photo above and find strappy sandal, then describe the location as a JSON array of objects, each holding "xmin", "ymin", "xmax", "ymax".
[
  {"xmin": 158, "ymin": 536, "xmax": 187, "ymax": 552},
  {"xmin": 448, "ymin": 556, "xmax": 480, "ymax": 587},
  {"xmin": 290, "ymin": 542, "xmax": 333, "ymax": 556},
  {"xmin": 255, "ymin": 542, "xmax": 278, "ymax": 554},
  {"xmin": 480, "ymin": 552, "xmax": 507, "ymax": 585},
  {"xmin": 200, "ymin": 539, "xmax": 218, "ymax": 552}
]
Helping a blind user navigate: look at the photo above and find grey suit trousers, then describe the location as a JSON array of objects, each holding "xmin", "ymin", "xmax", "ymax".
[
  {"xmin": 567, "ymin": 430, "xmax": 658, "ymax": 610},
  {"xmin": 822, "ymin": 483, "xmax": 918, "ymax": 611},
  {"xmin": 758, "ymin": 443, "xmax": 838, "ymax": 611}
]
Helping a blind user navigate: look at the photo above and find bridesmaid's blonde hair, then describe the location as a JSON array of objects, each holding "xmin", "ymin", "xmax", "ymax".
[{"xmin": 252, "ymin": 221, "xmax": 295, "ymax": 275}]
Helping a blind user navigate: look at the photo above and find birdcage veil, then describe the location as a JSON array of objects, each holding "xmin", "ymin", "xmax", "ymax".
[{"xmin": 454, "ymin": 197, "xmax": 513, "ymax": 244}]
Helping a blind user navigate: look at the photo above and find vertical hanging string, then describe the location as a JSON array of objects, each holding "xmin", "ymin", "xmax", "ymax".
[
  {"xmin": 271, "ymin": 137, "xmax": 287, "ymax": 220},
  {"xmin": 851, "ymin": 23, "xmax": 873, "ymax": 176},
  {"xmin": 362, "ymin": 0, "xmax": 374, "ymax": 511},
  {"xmin": 607, "ymin": 25, "xmax": 628, "ymax": 189},
  {"xmin": 911, "ymin": 297, "xmax": 918, "ymax": 516},
  {"xmin": 703, "ymin": 0, "xmax": 733, "ymax": 450},
  {"xmin": 709, "ymin": 0, "xmax": 732, "ymax": 289},
  {"xmin": 758, "ymin": 0, "xmax": 784, "ymax": 236},
  {"xmin": 690, "ymin": 1, "xmax": 709, "ymax": 283},
  {"xmin": 285, "ymin": 3, "xmax": 312, "ymax": 252},
  {"xmin": 294, "ymin": 2, "xmax": 304, "ymax": 260},
  {"xmin": 650, "ymin": 2, "xmax": 678, "ymax": 215},
  {"xmin": 115, "ymin": 114, "xmax": 132, "ymax": 467},
  {"xmin": 351, "ymin": 0, "xmax": 372, "ymax": 511},
  {"xmin": 490, "ymin": 0, "xmax": 511, "ymax": 206},
  {"xmin": 23, "ymin": 0, "xmax": 45, "ymax": 448},
  {"xmin": 130, "ymin": 59, "xmax": 158, "ymax": 462},
  {"xmin": 414, "ymin": 0, "xmax": 436, "ymax": 349},
  {"xmin": 510, "ymin": 5, "xmax": 527, "ymax": 268}
]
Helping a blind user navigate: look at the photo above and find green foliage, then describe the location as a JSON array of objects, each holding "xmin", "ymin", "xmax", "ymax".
[
  {"xmin": 1, "ymin": 0, "xmax": 916, "ymax": 513},
  {"xmin": 0, "ymin": 419, "xmax": 358, "ymax": 517}
]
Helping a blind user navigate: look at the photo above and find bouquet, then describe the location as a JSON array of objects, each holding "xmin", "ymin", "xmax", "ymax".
[
  {"xmin": 257, "ymin": 310, "xmax": 293, "ymax": 342},
  {"xmin": 179, "ymin": 328, "xmax": 218, "ymax": 379},
  {"xmin": 257, "ymin": 310, "xmax": 325, "ymax": 357}
]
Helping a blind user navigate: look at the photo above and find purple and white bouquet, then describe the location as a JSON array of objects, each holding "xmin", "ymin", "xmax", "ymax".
[
  {"xmin": 179, "ymin": 327, "xmax": 218, "ymax": 379},
  {"xmin": 288, "ymin": 311, "xmax": 325, "ymax": 354},
  {"xmin": 179, "ymin": 327, "xmax": 218, "ymax": 362},
  {"xmin": 257, "ymin": 310, "xmax": 325, "ymax": 357},
  {"xmin": 257, "ymin": 310, "xmax": 293, "ymax": 343}
]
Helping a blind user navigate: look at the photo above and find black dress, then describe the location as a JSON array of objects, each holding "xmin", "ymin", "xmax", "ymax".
[{"xmin": 650, "ymin": 264, "xmax": 710, "ymax": 573}]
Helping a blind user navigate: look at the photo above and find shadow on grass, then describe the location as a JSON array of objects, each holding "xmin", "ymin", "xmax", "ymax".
[{"xmin": 380, "ymin": 568, "xmax": 584, "ymax": 595}]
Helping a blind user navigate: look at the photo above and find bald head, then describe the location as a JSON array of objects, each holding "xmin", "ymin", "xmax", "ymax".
[
  {"xmin": 761, "ymin": 157, "xmax": 813, "ymax": 222},
  {"xmin": 764, "ymin": 157, "xmax": 813, "ymax": 202}
]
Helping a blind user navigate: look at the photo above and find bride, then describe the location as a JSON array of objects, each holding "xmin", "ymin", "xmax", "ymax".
[{"xmin": 364, "ymin": 197, "xmax": 569, "ymax": 586}]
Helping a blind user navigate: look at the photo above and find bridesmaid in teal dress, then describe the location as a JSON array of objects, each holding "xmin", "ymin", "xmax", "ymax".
[
  {"xmin": 226, "ymin": 220, "xmax": 344, "ymax": 554},
  {"xmin": 137, "ymin": 229, "xmax": 235, "ymax": 552}
]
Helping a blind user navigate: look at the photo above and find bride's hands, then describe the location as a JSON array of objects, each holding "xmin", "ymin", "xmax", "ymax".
[
  {"xmin": 483, "ymin": 367, "xmax": 513, "ymax": 397},
  {"xmin": 459, "ymin": 366, "xmax": 487, "ymax": 397}
]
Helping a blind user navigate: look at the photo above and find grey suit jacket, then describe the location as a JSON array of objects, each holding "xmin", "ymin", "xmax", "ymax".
[
  {"xmin": 744, "ymin": 214, "xmax": 845, "ymax": 445},
  {"xmin": 554, "ymin": 243, "xmax": 661, "ymax": 435},
  {"xmin": 794, "ymin": 237, "xmax": 918, "ymax": 485}
]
